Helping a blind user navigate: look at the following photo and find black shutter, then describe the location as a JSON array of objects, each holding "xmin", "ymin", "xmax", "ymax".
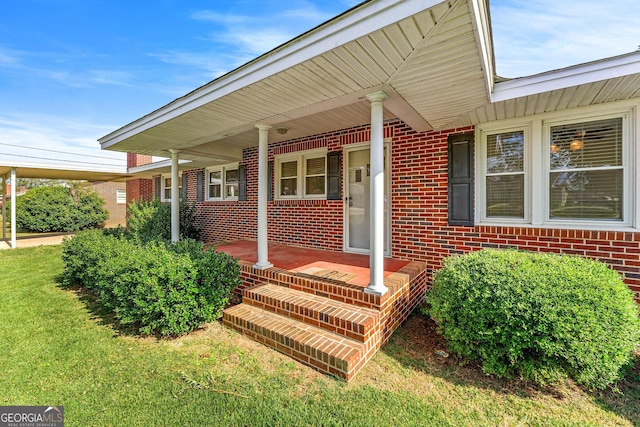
[
  {"xmin": 238, "ymin": 164, "xmax": 247, "ymax": 201},
  {"xmin": 196, "ymin": 170, "xmax": 204, "ymax": 202},
  {"xmin": 326, "ymin": 151, "xmax": 342, "ymax": 200},
  {"xmin": 448, "ymin": 133, "xmax": 474, "ymax": 226},
  {"xmin": 154, "ymin": 176, "xmax": 161, "ymax": 199},
  {"xmin": 267, "ymin": 161, "xmax": 273, "ymax": 201},
  {"xmin": 181, "ymin": 173, "xmax": 187, "ymax": 199}
]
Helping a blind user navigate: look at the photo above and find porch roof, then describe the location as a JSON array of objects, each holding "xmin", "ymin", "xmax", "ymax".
[
  {"xmin": 0, "ymin": 161, "xmax": 130, "ymax": 182},
  {"xmin": 99, "ymin": 0, "xmax": 640, "ymax": 166},
  {"xmin": 99, "ymin": 0, "xmax": 494, "ymax": 164}
]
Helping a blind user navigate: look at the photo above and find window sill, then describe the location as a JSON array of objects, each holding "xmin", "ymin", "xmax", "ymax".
[{"xmin": 476, "ymin": 220, "xmax": 636, "ymax": 232}]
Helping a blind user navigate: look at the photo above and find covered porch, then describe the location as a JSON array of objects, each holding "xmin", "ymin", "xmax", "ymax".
[
  {"xmin": 218, "ymin": 239, "xmax": 427, "ymax": 380},
  {"xmin": 215, "ymin": 239, "xmax": 414, "ymax": 288}
]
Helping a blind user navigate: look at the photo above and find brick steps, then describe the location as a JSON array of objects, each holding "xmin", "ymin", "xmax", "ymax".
[
  {"xmin": 243, "ymin": 283, "xmax": 379, "ymax": 342},
  {"xmin": 223, "ymin": 303, "xmax": 367, "ymax": 379}
]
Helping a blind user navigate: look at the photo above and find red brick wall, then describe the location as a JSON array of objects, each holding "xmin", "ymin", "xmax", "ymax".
[{"xmin": 139, "ymin": 119, "xmax": 640, "ymax": 301}]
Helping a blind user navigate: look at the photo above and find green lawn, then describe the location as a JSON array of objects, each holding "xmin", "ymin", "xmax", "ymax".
[{"xmin": 1, "ymin": 245, "xmax": 638, "ymax": 426}]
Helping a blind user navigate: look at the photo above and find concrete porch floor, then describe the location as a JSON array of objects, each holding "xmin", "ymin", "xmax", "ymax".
[{"xmin": 214, "ymin": 240, "xmax": 409, "ymax": 287}]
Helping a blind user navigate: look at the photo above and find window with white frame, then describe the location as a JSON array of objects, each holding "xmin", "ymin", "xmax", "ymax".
[
  {"xmin": 485, "ymin": 130, "xmax": 526, "ymax": 219},
  {"xmin": 275, "ymin": 149, "xmax": 327, "ymax": 199},
  {"xmin": 161, "ymin": 174, "xmax": 182, "ymax": 201},
  {"xmin": 548, "ymin": 117, "xmax": 623, "ymax": 221},
  {"xmin": 205, "ymin": 164, "xmax": 239, "ymax": 201},
  {"xmin": 478, "ymin": 107, "xmax": 632, "ymax": 228}
]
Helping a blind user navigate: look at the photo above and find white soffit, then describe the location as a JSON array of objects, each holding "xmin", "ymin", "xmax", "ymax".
[
  {"xmin": 99, "ymin": 0, "xmax": 448, "ymax": 150},
  {"xmin": 100, "ymin": 0, "xmax": 494, "ymax": 156},
  {"xmin": 444, "ymin": 52, "xmax": 640, "ymax": 128},
  {"xmin": 492, "ymin": 52, "xmax": 640, "ymax": 103}
]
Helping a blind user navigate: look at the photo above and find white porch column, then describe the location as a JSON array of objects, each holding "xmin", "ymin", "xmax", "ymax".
[
  {"xmin": 365, "ymin": 91, "xmax": 388, "ymax": 296},
  {"xmin": 170, "ymin": 149, "xmax": 180, "ymax": 243},
  {"xmin": 2, "ymin": 174, "xmax": 6, "ymax": 240},
  {"xmin": 10, "ymin": 168, "xmax": 16, "ymax": 249},
  {"xmin": 254, "ymin": 124, "xmax": 273, "ymax": 270}
]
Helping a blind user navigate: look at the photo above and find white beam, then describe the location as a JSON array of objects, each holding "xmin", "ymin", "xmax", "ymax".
[
  {"xmin": 365, "ymin": 91, "xmax": 388, "ymax": 296},
  {"xmin": 10, "ymin": 168, "xmax": 16, "ymax": 249},
  {"xmin": 254, "ymin": 124, "xmax": 273, "ymax": 270},
  {"xmin": 170, "ymin": 150, "xmax": 180, "ymax": 243}
]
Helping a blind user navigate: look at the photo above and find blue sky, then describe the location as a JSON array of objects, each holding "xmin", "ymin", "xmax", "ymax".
[{"xmin": 1, "ymin": 0, "xmax": 638, "ymax": 171}]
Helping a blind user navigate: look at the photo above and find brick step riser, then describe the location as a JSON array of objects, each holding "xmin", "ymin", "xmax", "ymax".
[
  {"xmin": 242, "ymin": 289, "xmax": 379, "ymax": 342},
  {"xmin": 222, "ymin": 310, "xmax": 365, "ymax": 380}
]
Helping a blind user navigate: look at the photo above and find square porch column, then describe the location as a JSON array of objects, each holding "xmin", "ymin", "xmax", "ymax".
[
  {"xmin": 254, "ymin": 124, "xmax": 273, "ymax": 270},
  {"xmin": 365, "ymin": 91, "xmax": 388, "ymax": 296}
]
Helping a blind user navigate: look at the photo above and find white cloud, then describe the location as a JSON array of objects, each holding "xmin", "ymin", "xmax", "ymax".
[
  {"xmin": 492, "ymin": 0, "xmax": 640, "ymax": 77},
  {"xmin": 0, "ymin": 47, "xmax": 22, "ymax": 66},
  {"xmin": 156, "ymin": 2, "xmax": 337, "ymax": 80},
  {"xmin": 0, "ymin": 113, "xmax": 126, "ymax": 168}
]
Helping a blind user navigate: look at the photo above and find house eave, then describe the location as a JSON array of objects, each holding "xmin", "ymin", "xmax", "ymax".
[
  {"xmin": 491, "ymin": 51, "xmax": 640, "ymax": 103},
  {"xmin": 99, "ymin": 0, "xmax": 447, "ymax": 150}
]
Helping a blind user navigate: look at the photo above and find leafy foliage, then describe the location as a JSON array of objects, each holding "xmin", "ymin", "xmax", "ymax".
[
  {"xmin": 126, "ymin": 197, "xmax": 200, "ymax": 243},
  {"xmin": 61, "ymin": 229, "xmax": 240, "ymax": 336},
  {"xmin": 10, "ymin": 184, "xmax": 108, "ymax": 232},
  {"xmin": 426, "ymin": 249, "xmax": 640, "ymax": 390}
]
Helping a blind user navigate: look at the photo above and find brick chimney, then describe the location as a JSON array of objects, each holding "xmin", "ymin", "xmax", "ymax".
[{"xmin": 126, "ymin": 153, "xmax": 154, "ymax": 204}]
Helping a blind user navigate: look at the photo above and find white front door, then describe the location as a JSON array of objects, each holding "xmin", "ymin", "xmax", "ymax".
[{"xmin": 344, "ymin": 145, "xmax": 390, "ymax": 254}]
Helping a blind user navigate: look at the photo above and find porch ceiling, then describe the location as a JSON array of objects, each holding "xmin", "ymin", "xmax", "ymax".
[{"xmin": 99, "ymin": 0, "xmax": 493, "ymax": 163}]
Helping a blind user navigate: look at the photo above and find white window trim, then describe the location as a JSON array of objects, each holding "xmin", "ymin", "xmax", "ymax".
[
  {"xmin": 542, "ymin": 112, "xmax": 631, "ymax": 228},
  {"xmin": 476, "ymin": 101, "xmax": 637, "ymax": 230},
  {"xmin": 160, "ymin": 172, "xmax": 182, "ymax": 202},
  {"xmin": 477, "ymin": 123, "xmax": 531, "ymax": 225},
  {"xmin": 205, "ymin": 163, "xmax": 239, "ymax": 202},
  {"xmin": 275, "ymin": 148, "xmax": 327, "ymax": 200}
]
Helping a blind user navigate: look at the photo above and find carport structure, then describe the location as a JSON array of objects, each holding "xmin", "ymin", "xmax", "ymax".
[{"xmin": 0, "ymin": 161, "xmax": 129, "ymax": 249}]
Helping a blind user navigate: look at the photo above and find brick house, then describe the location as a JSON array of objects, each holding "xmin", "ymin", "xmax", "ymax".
[
  {"xmin": 100, "ymin": 0, "xmax": 640, "ymax": 379},
  {"xmin": 91, "ymin": 181, "xmax": 127, "ymax": 228}
]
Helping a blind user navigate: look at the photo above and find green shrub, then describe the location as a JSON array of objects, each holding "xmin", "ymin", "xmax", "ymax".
[
  {"xmin": 126, "ymin": 197, "xmax": 200, "ymax": 243},
  {"xmin": 11, "ymin": 185, "xmax": 108, "ymax": 232},
  {"xmin": 61, "ymin": 230, "xmax": 240, "ymax": 336},
  {"xmin": 426, "ymin": 249, "xmax": 640, "ymax": 390}
]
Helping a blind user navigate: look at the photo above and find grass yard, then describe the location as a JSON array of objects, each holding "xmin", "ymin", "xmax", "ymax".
[{"xmin": 1, "ymin": 245, "xmax": 639, "ymax": 426}]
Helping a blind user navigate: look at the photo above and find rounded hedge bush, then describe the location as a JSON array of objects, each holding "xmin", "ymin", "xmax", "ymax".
[
  {"xmin": 11, "ymin": 185, "xmax": 108, "ymax": 232},
  {"xmin": 62, "ymin": 229, "xmax": 240, "ymax": 337},
  {"xmin": 427, "ymin": 249, "xmax": 640, "ymax": 389}
]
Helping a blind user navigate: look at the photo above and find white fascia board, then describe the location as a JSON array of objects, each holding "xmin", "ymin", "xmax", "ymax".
[
  {"xmin": 492, "ymin": 52, "xmax": 640, "ymax": 103},
  {"xmin": 0, "ymin": 160, "xmax": 126, "ymax": 175},
  {"xmin": 128, "ymin": 159, "xmax": 192, "ymax": 174},
  {"xmin": 469, "ymin": 0, "xmax": 495, "ymax": 97},
  {"xmin": 99, "ymin": 0, "xmax": 446, "ymax": 149}
]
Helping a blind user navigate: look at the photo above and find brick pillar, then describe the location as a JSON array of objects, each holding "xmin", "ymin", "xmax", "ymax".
[{"xmin": 126, "ymin": 153, "xmax": 154, "ymax": 204}]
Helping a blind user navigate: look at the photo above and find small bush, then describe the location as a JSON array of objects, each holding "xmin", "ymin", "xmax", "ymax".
[
  {"xmin": 126, "ymin": 197, "xmax": 200, "ymax": 243},
  {"xmin": 427, "ymin": 249, "xmax": 640, "ymax": 390},
  {"xmin": 11, "ymin": 185, "xmax": 108, "ymax": 232},
  {"xmin": 61, "ymin": 230, "xmax": 240, "ymax": 336}
]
